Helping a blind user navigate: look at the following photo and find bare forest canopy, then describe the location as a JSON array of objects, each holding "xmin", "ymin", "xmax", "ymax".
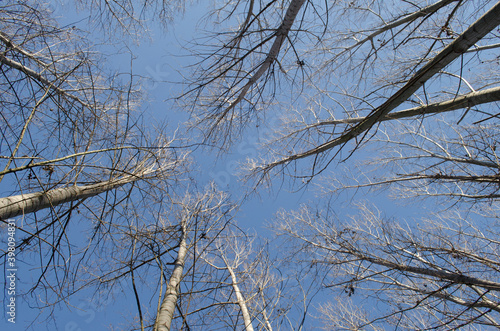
[{"xmin": 1, "ymin": 0, "xmax": 500, "ymax": 330}]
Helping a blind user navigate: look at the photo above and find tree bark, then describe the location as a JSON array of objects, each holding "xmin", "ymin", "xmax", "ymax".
[
  {"xmin": 332, "ymin": 246, "xmax": 500, "ymax": 292},
  {"xmin": 317, "ymin": 86, "xmax": 500, "ymax": 125},
  {"xmin": 0, "ymin": 172, "xmax": 146, "ymax": 220},
  {"xmin": 155, "ymin": 224, "xmax": 188, "ymax": 331},
  {"xmin": 224, "ymin": 259, "xmax": 255, "ymax": 331}
]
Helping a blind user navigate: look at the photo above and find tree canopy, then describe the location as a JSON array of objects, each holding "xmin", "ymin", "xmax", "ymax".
[{"xmin": 1, "ymin": 0, "xmax": 500, "ymax": 330}]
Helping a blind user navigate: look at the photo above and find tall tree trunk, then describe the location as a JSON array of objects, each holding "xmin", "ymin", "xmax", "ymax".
[
  {"xmin": 0, "ymin": 172, "xmax": 147, "ymax": 220},
  {"xmin": 224, "ymin": 259, "xmax": 255, "ymax": 331},
  {"xmin": 155, "ymin": 224, "xmax": 188, "ymax": 331}
]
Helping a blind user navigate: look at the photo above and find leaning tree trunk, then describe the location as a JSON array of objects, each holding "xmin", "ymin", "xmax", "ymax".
[
  {"xmin": 155, "ymin": 223, "xmax": 188, "ymax": 331},
  {"xmin": 223, "ymin": 257, "xmax": 255, "ymax": 331},
  {"xmin": 0, "ymin": 171, "xmax": 149, "ymax": 220},
  {"xmin": 322, "ymin": 86, "xmax": 500, "ymax": 125}
]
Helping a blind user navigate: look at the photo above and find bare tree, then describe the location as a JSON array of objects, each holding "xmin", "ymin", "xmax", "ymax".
[
  {"xmin": 154, "ymin": 218, "xmax": 189, "ymax": 331},
  {"xmin": 152, "ymin": 187, "xmax": 239, "ymax": 331},
  {"xmin": 180, "ymin": 0, "xmax": 500, "ymax": 183},
  {"xmin": 274, "ymin": 203, "xmax": 500, "ymax": 329},
  {"xmin": 268, "ymin": 109, "xmax": 500, "ymax": 329},
  {"xmin": 45, "ymin": 0, "xmax": 188, "ymax": 39},
  {"xmin": 202, "ymin": 232, "xmax": 258, "ymax": 331},
  {"xmin": 152, "ymin": 224, "xmax": 295, "ymax": 331},
  {"xmin": 127, "ymin": 187, "xmax": 289, "ymax": 331},
  {"xmin": 0, "ymin": 2, "xmax": 181, "ymax": 208},
  {"xmin": 4, "ymin": 1, "xmax": 500, "ymax": 329},
  {"xmin": 197, "ymin": 230, "xmax": 290, "ymax": 331},
  {"xmin": 267, "ymin": 110, "xmax": 500, "ymax": 328},
  {"xmin": 0, "ymin": 3, "xmax": 186, "ymax": 325},
  {"xmin": 180, "ymin": 0, "xmax": 309, "ymax": 146},
  {"xmin": 16, "ymin": 183, "xmax": 240, "ymax": 331}
]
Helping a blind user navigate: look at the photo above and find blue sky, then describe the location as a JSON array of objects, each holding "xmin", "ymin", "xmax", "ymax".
[
  {"xmin": 0, "ymin": 2, "xmax": 311, "ymax": 329},
  {"xmin": 3, "ymin": 0, "xmax": 497, "ymax": 329}
]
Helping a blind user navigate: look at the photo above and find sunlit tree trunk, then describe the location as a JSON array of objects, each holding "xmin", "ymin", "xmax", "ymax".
[
  {"xmin": 0, "ymin": 171, "xmax": 152, "ymax": 220},
  {"xmin": 223, "ymin": 256, "xmax": 255, "ymax": 331},
  {"xmin": 155, "ymin": 223, "xmax": 188, "ymax": 331}
]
